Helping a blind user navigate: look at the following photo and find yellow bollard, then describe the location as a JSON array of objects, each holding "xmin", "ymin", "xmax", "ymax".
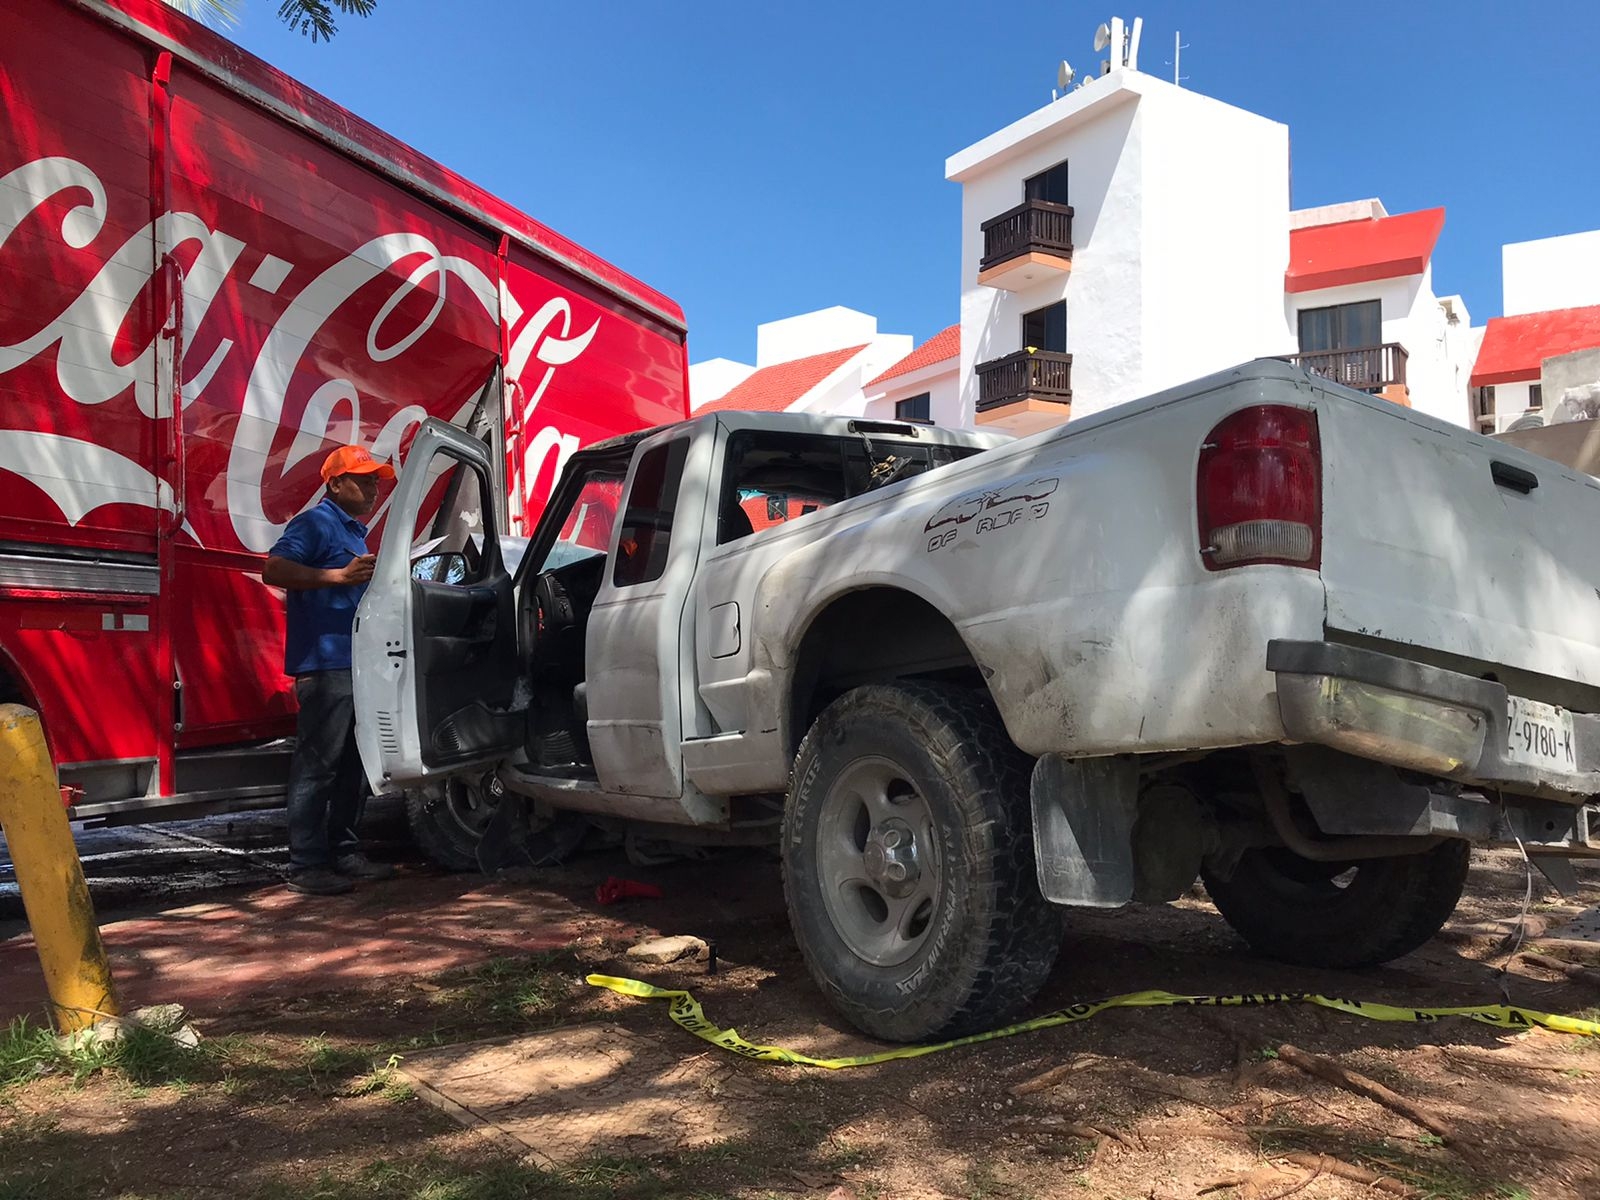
[{"xmin": 0, "ymin": 704, "xmax": 119, "ymax": 1033}]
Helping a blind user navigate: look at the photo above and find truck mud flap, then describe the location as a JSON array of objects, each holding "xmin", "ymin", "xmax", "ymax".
[{"xmin": 1030, "ymin": 753, "xmax": 1139, "ymax": 907}]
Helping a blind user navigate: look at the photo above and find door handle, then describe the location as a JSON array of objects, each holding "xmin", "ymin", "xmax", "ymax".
[{"xmin": 1490, "ymin": 460, "xmax": 1538, "ymax": 494}]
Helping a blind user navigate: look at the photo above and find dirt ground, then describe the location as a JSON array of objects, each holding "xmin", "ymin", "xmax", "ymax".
[{"xmin": 2, "ymin": 845, "xmax": 1597, "ymax": 1200}]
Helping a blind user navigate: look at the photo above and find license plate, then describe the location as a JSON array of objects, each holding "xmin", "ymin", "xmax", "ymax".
[{"xmin": 1506, "ymin": 696, "xmax": 1577, "ymax": 772}]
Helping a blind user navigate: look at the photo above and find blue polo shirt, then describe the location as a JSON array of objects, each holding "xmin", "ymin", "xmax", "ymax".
[{"xmin": 269, "ymin": 496, "xmax": 372, "ymax": 676}]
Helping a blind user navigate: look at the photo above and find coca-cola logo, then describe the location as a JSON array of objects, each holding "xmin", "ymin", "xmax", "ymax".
[{"xmin": 0, "ymin": 155, "xmax": 599, "ymax": 551}]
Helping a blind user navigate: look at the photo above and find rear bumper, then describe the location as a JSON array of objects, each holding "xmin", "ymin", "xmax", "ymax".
[{"xmin": 1269, "ymin": 639, "xmax": 1600, "ymax": 803}]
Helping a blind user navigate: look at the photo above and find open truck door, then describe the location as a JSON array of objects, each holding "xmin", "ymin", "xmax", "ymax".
[{"xmin": 354, "ymin": 419, "xmax": 522, "ymax": 793}]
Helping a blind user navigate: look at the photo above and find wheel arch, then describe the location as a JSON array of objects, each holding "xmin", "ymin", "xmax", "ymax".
[{"xmin": 785, "ymin": 585, "xmax": 994, "ymax": 757}]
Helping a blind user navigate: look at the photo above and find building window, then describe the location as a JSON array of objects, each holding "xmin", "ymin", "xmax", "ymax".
[
  {"xmin": 1024, "ymin": 160, "xmax": 1069, "ymax": 205},
  {"xmin": 895, "ymin": 393, "xmax": 932, "ymax": 423},
  {"xmin": 1297, "ymin": 300, "xmax": 1381, "ymax": 352},
  {"xmin": 1473, "ymin": 386, "xmax": 1496, "ymax": 418},
  {"xmin": 1529, "ymin": 384, "xmax": 1544, "ymax": 409},
  {"xmin": 1023, "ymin": 301, "xmax": 1067, "ymax": 353}
]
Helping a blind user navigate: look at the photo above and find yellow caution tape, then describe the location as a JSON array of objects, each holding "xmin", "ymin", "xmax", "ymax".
[{"xmin": 586, "ymin": 973, "xmax": 1600, "ymax": 1070}]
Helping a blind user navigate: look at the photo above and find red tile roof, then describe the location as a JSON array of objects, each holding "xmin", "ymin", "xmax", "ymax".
[
  {"xmin": 697, "ymin": 345, "xmax": 867, "ymax": 413},
  {"xmin": 866, "ymin": 324, "xmax": 960, "ymax": 388},
  {"xmin": 1286, "ymin": 207, "xmax": 1446, "ymax": 294},
  {"xmin": 1471, "ymin": 304, "xmax": 1600, "ymax": 387}
]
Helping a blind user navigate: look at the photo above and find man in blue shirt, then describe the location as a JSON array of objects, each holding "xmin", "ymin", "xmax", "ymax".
[{"xmin": 265, "ymin": 444, "xmax": 398, "ymax": 896}]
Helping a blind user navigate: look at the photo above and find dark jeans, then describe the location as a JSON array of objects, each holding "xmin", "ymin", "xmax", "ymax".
[{"xmin": 286, "ymin": 669, "xmax": 366, "ymax": 872}]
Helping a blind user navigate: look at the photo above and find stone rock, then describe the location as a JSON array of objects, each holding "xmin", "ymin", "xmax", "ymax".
[{"xmin": 625, "ymin": 935, "xmax": 709, "ymax": 964}]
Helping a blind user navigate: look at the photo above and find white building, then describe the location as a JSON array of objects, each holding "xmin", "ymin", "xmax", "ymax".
[
  {"xmin": 1471, "ymin": 229, "xmax": 1600, "ymax": 433},
  {"xmin": 1284, "ymin": 200, "xmax": 1475, "ymax": 429},
  {"xmin": 690, "ymin": 307, "xmax": 911, "ymax": 417},
  {"xmin": 695, "ymin": 22, "xmax": 1480, "ymax": 435},
  {"xmin": 860, "ymin": 324, "xmax": 960, "ymax": 426},
  {"xmin": 1503, "ymin": 230, "xmax": 1600, "ymax": 317},
  {"xmin": 947, "ymin": 68, "xmax": 1294, "ymax": 434}
]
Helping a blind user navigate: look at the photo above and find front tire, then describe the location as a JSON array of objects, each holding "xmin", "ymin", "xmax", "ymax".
[
  {"xmin": 1202, "ymin": 840, "xmax": 1471, "ymax": 968},
  {"xmin": 406, "ymin": 777, "xmax": 587, "ymax": 873},
  {"xmin": 783, "ymin": 682, "xmax": 1060, "ymax": 1042}
]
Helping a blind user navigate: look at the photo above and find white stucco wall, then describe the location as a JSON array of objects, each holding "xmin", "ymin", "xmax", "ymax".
[
  {"xmin": 756, "ymin": 307, "xmax": 881, "ymax": 367},
  {"xmin": 1138, "ymin": 83, "xmax": 1293, "ymax": 400},
  {"xmin": 790, "ymin": 335, "xmax": 915, "ymax": 417},
  {"xmin": 948, "ymin": 71, "xmax": 1292, "ymax": 424},
  {"xmin": 862, "ymin": 360, "xmax": 962, "ymax": 427},
  {"xmin": 1503, "ymin": 230, "xmax": 1600, "ymax": 316}
]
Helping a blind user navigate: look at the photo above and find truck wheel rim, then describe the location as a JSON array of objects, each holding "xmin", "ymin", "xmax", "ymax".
[
  {"xmin": 816, "ymin": 755, "xmax": 942, "ymax": 967},
  {"xmin": 440, "ymin": 777, "xmax": 496, "ymax": 838}
]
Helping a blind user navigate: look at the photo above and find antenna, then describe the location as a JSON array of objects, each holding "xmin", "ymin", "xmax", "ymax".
[
  {"xmin": 1057, "ymin": 59, "xmax": 1075, "ymax": 90},
  {"xmin": 1167, "ymin": 30, "xmax": 1189, "ymax": 85},
  {"xmin": 1092, "ymin": 22, "xmax": 1111, "ymax": 51}
]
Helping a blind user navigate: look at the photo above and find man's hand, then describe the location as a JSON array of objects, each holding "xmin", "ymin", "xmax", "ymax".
[
  {"xmin": 333, "ymin": 554, "xmax": 376, "ymax": 586},
  {"xmin": 263, "ymin": 553, "xmax": 377, "ymax": 590}
]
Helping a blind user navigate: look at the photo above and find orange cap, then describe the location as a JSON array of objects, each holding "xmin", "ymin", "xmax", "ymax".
[{"xmin": 321, "ymin": 444, "xmax": 396, "ymax": 483}]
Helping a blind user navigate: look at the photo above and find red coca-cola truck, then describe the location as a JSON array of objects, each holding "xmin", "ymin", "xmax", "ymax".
[{"xmin": 0, "ymin": 0, "xmax": 690, "ymax": 837}]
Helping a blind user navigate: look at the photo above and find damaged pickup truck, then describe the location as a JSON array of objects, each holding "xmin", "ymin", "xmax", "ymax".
[{"xmin": 355, "ymin": 359, "xmax": 1600, "ymax": 1042}]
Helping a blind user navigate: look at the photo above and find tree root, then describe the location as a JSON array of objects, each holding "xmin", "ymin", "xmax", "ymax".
[{"xmin": 1275, "ymin": 1043, "xmax": 1452, "ymax": 1141}]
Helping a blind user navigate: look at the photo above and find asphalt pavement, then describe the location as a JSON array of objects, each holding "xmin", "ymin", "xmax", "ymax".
[{"xmin": 0, "ymin": 795, "xmax": 414, "ymax": 925}]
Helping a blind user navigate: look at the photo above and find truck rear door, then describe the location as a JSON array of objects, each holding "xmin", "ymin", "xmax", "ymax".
[
  {"xmin": 1317, "ymin": 393, "xmax": 1600, "ymax": 690},
  {"xmin": 354, "ymin": 420, "xmax": 521, "ymax": 791}
]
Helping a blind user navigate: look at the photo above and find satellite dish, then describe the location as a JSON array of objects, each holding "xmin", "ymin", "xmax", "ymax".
[
  {"xmin": 1093, "ymin": 22, "xmax": 1111, "ymax": 51},
  {"xmin": 1057, "ymin": 59, "xmax": 1075, "ymax": 89}
]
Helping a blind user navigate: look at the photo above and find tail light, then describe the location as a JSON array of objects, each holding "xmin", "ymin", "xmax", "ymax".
[{"xmin": 1197, "ymin": 405, "xmax": 1320, "ymax": 570}]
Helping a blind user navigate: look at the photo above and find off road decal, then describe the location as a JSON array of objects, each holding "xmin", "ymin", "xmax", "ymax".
[
  {"xmin": 588, "ymin": 974, "xmax": 1600, "ymax": 1070},
  {"xmin": 925, "ymin": 477, "xmax": 1058, "ymax": 553}
]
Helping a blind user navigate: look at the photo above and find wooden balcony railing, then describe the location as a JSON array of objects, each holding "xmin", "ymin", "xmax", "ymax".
[
  {"xmin": 1288, "ymin": 343, "xmax": 1408, "ymax": 393},
  {"xmin": 975, "ymin": 350, "xmax": 1073, "ymax": 412},
  {"xmin": 980, "ymin": 200, "xmax": 1074, "ymax": 272}
]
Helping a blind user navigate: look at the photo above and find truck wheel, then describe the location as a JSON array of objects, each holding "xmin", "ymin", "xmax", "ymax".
[
  {"xmin": 406, "ymin": 778, "xmax": 586, "ymax": 872},
  {"xmin": 1202, "ymin": 840, "xmax": 1471, "ymax": 968},
  {"xmin": 783, "ymin": 682, "xmax": 1060, "ymax": 1042}
]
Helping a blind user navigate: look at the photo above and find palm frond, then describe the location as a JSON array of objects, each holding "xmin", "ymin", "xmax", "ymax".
[
  {"xmin": 276, "ymin": 0, "xmax": 377, "ymax": 42},
  {"xmin": 163, "ymin": 0, "xmax": 241, "ymax": 28}
]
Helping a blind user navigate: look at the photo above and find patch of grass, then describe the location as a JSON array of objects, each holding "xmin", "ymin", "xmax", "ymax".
[
  {"xmin": 346, "ymin": 1053, "xmax": 413, "ymax": 1102},
  {"xmin": 438, "ymin": 951, "xmax": 574, "ymax": 1024},
  {"xmin": 0, "ymin": 1016, "xmax": 57, "ymax": 1088},
  {"xmin": 303, "ymin": 1035, "xmax": 372, "ymax": 1080},
  {"xmin": 0, "ymin": 1010, "xmax": 213, "ymax": 1091},
  {"xmin": 1255, "ymin": 1045, "xmax": 1280, "ymax": 1061}
]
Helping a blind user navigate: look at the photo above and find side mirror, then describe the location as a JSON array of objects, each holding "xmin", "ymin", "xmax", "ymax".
[{"xmin": 411, "ymin": 551, "xmax": 468, "ymax": 584}]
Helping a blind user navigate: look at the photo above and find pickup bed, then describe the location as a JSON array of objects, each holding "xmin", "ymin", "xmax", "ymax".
[{"xmin": 356, "ymin": 359, "xmax": 1600, "ymax": 1042}]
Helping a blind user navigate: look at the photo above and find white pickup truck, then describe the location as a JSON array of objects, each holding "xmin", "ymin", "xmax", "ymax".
[{"xmin": 355, "ymin": 359, "xmax": 1600, "ymax": 1042}]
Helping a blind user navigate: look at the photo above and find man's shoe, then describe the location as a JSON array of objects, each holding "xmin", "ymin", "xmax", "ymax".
[
  {"xmin": 335, "ymin": 853, "xmax": 397, "ymax": 882},
  {"xmin": 286, "ymin": 868, "xmax": 355, "ymax": 896}
]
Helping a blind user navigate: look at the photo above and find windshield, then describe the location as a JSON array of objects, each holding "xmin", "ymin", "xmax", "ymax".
[{"xmin": 532, "ymin": 471, "xmax": 626, "ymax": 575}]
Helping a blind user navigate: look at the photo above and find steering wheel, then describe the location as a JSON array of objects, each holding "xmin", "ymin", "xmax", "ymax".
[{"xmin": 519, "ymin": 570, "xmax": 578, "ymax": 670}]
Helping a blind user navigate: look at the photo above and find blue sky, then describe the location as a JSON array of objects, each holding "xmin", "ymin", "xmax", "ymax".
[{"xmin": 225, "ymin": 0, "xmax": 1600, "ymax": 365}]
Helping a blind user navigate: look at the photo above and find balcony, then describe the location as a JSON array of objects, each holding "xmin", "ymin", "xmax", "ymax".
[
  {"xmin": 1288, "ymin": 343, "xmax": 1410, "ymax": 405},
  {"xmin": 978, "ymin": 200, "xmax": 1074, "ymax": 291},
  {"xmin": 975, "ymin": 349, "xmax": 1072, "ymax": 434}
]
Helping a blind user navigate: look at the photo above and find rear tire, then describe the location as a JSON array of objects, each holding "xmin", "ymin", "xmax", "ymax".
[
  {"xmin": 1202, "ymin": 840, "xmax": 1471, "ymax": 967},
  {"xmin": 406, "ymin": 777, "xmax": 587, "ymax": 873},
  {"xmin": 783, "ymin": 682, "xmax": 1060, "ymax": 1042}
]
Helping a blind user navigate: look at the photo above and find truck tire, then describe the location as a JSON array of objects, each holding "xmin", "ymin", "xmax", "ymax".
[
  {"xmin": 783, "ymin": 682, "xmax": 1061, "ymax": 1042},
  {"xmin": 406, "ymin": 778, "xmax": 586, "ymax": 873},
  {"xmin": 1202, "ymin": 840, "xmax": 1471, "ymax": 968}
]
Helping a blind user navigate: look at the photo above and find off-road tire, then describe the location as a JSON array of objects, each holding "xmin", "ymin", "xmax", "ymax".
[
  {"xmin": 1202, "ymin": 840, "xmax": 1471, "ymax": 968},
  {"xmin": 406, "ymin": 779, "xmax": 586, "ymax": 873},
  {"xmin": 783, "ymin": 682, "xmax": 1061, "ymax": 1042}
]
